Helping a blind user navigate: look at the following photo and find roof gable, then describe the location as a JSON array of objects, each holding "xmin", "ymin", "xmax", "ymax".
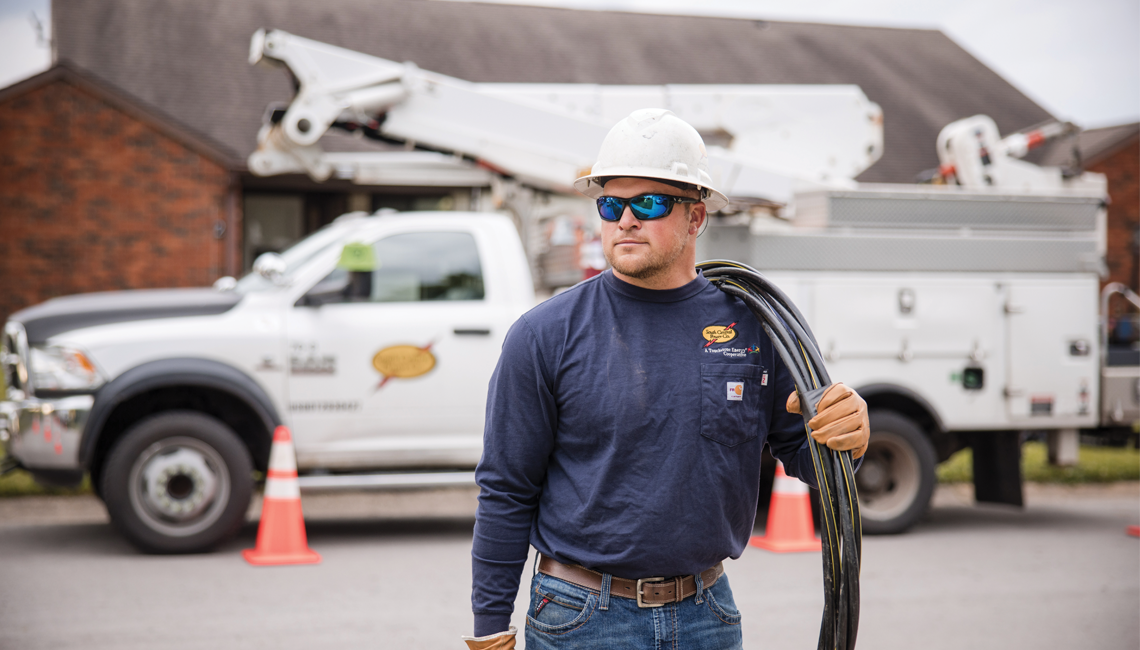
[
  {"xmin": 1075, "ymin": 122, "xmax": 1139, "ymax": 167},
  {"xmin": 0, "ymin": 63, "xmax": 237, "ymax": 168},
  {"xmin": 53, "ymin": 0, "xmax": 1054, "ymax": 182}
]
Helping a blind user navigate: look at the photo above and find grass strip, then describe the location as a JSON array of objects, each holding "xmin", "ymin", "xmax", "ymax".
[
  {"xmin": 0, "ymin": 467, "xmax": 93, "ymax": 497},
  {"xmin": 939, "ymin": 441, "xmax": 1140, "ymax": 484}
]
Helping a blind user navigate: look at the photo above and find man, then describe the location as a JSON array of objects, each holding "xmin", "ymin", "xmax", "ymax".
[{"xmin": 463, "ymin": 109, "xmax": 869, "ymax": 650}]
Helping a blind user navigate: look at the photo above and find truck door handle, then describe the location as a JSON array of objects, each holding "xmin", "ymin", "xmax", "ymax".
[{"xmin": 454, "ymin": 328, "xmax": 491, "ymax": 336}]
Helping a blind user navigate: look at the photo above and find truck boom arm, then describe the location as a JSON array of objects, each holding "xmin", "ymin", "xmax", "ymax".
[
  {"xmin": 935, "ymin": 114, "xmax": 1081, "ymax": 190},
  {"xmin": 248, "ymin": 29, "xmax": 884, "ymax": 205}
]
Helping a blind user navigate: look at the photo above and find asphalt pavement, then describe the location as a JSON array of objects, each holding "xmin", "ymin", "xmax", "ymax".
[{"xmin": 1, "ymin": 483, "xmax": 1137, "ymax": 649}]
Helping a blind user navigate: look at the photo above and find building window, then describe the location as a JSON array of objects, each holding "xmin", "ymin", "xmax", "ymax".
[{"xmin": 244, "ymin": 194, "xmax": 304, "ymax": 271}]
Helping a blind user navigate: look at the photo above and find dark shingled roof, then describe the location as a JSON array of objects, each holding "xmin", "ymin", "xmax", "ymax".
[
  {"xmin": 0, "ymin": 63, "xmax": 235, "ymax": 167},
  {"xmin": 53, "ymin": 0, "xmax": 1056, "ymax": 183},
  {"xmin": 1038, "ymin": 122, "xmax": 1140, "ymax": 168}
]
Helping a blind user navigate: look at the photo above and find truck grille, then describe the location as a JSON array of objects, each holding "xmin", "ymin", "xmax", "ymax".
[{"xmin": 1, "ymin": 321, "xmax": 29, "ymax": 397}]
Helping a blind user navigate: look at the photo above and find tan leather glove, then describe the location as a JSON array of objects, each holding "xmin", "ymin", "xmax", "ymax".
[
  {"xmin": 461, "ymin": 627, "xmax": 517, "ymax": 650},
  {"xmin": 787, "ymin": 382, "xmax": 870, "ymax": 459}
]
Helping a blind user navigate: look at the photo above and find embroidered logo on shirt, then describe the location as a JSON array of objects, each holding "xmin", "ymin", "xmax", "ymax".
[
  {"xmin": 727, "ymin": 382, "xmax": 744, "ymax": 401},
  {"xmin": 702, "ymin": 323, "xmax": 737, "ymax": 347}
]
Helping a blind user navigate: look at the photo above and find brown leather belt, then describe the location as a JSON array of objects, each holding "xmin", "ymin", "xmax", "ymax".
[{"xmin": 537, "ymin": 555, "xmax": 724, "ymax": 608}]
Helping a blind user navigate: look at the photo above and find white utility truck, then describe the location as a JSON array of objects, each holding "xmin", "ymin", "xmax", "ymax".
[
  {"xmin": 1, "ymin": 30, "xmax": 1135, "ymax": 552},
  {"xmin": 0, "ymin": 213, "xmax": 534, "ymax": 552}
]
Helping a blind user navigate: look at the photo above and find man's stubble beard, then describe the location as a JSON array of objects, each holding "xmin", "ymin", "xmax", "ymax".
[{"xmin": 605, "ymin": 219, "xmax": 691, "ymax": 281}]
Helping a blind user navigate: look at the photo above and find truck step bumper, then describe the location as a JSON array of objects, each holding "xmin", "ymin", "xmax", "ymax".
[{"xmin": 296, "ymin": 471, "xmax": 475, "ymax": 491}]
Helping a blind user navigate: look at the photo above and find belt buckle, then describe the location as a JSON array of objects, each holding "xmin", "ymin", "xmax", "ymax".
[{"xmin": 636, "ymin": 577, "xmax": 666, "ymax": 608}]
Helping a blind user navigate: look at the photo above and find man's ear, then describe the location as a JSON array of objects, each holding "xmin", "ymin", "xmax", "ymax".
[{"xmin": 688, "ymin": 202, "xmax": 707, "ymax": 235}]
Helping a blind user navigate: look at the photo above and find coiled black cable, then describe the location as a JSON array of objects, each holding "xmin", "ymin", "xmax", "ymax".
[{"xmin": 698, "ymin": 260, "xmax": 861, "ymax": 650}]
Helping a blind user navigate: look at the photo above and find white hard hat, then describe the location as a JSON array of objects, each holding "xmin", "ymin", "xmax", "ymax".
[{"xmin": 574, "ymin": 108, "xmax": 729, "ymax": 212}]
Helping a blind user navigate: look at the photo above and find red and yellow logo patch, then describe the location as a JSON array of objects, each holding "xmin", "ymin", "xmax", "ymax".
[{"xmin": 702, "ymin": 323, "xmax": 737, "ymax": 347}]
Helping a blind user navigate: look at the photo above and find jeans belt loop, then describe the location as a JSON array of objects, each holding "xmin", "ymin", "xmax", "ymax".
[{"xmin": 599, "ymin": 572, "xmax": 612, "ymax": 611}]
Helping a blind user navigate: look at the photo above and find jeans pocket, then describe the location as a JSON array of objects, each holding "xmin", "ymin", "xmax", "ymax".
[
  {"xmin": 704, "ymin": 576, "xmax": 742, "ymax": 625},
  {"xmin": 700, "ymin": 363, "xmax": 767, "ymax": 447},
  {"xmin": 527, "ymin": 574, "xmax": 599, "ymax": 635}
]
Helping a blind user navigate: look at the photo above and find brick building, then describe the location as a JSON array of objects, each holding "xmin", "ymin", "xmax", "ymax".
[
  {"xmin": 0, "ymin": 65, "xmax": 236, "ymax": 324},
  {"xmin": 0, "ymin": 0, "xmax": 1133, "ymax": 323}
]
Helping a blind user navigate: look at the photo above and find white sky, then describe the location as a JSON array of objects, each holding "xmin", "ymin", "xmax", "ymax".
[
  {"xmin": 1, "ymin": 0, "xmax": 1137, "ymax": 128},
  {"xmin": 0, "ymin": 0, "xmax": 51, "ymax": 89}
]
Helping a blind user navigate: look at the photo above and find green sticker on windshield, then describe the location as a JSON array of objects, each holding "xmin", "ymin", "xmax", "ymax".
[{"xmin": 337, "ymin": 242, "xmax": 376, "ymax": 271}]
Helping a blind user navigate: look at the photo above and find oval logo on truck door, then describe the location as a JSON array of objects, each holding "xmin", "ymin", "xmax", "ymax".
[{"xmin": 372, "ymin": 345, "xmax": 436, "ymax": 379}]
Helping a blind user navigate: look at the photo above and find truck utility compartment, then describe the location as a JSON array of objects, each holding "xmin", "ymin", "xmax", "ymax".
[{"xmin": 707, "ymin": 185, "xmax": 1105, "ymax": 273}]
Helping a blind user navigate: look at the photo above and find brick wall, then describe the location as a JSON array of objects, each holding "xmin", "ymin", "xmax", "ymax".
[
  {"xmin": 1089, "ymin": 139, "xmax": 1140, "ymax": 299},
  {"xmin": 0, "ymin": 77, "xmax": 231, "ymax": 324}
]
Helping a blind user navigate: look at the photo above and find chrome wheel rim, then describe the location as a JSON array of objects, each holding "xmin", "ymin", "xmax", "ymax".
[
  {"xmin": 128, "ymin": 436, "xmax": 231, "ymax": 538},
  {"xmin": 855, "ymin": 431, "xmax": 921, "ymax": 522}
]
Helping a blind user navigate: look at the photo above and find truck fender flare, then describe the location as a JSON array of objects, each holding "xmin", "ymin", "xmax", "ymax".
[
  {"xmin": 79, "ymin": 357, "xmax": 282, "ymax": 467},
  {"xmin": 854, "ymin": 382, "xmax": 946, "ymax": 434}
]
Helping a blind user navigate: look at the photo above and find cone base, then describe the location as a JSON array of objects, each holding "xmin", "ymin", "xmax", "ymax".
[
  {"xmin": 1127, "ymin": 526, "xmax": 1140, "ymax": 538},
  {"xmin": 749, "ymin": 535, "xmax": 822, "ymax": 553},
  {"xmin": 242, "ymin": 548, "xmax": 322, "ymax": 565}
]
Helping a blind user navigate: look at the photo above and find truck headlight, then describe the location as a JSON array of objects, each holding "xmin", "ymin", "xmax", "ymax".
[{"xmin": 29, "ymin": 345, "xmax": 105, "ymax": 392}]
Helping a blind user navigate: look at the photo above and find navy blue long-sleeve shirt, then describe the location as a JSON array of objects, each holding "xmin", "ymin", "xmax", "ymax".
[{"xmin": 471, "ymin": 270, "xmax": 818, "ymax": 635}]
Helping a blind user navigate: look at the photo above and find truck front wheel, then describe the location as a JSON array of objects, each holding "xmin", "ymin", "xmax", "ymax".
[
  {"xmin": 856, "ymin": 410, "xmax": 936, "ymax": 535},
  {"xmin": 101, "ymin": 411, "xmax": 253, "ymax": 553}
]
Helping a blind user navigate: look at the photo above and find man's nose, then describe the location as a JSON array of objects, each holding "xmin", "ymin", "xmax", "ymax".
[{"xmin": 618, "ymin": 206, "xmax": 641, "ymax": 229}]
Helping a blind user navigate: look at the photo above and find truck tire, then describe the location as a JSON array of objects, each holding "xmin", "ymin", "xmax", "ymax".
[
  {"xmin": 101, "ymin": 411, "xmax": 253, "ymax": 553},
  {"xmin": 856, "ymin": 410, "xmax": 936, "ymax": 535}
]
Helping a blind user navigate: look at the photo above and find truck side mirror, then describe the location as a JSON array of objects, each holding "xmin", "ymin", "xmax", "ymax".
[{"xmin": 253, "ymin": 252, "xmax": 287, "ymax": 285}]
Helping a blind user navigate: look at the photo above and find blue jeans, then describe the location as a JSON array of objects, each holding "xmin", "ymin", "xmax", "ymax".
[{"xmin": 523, "ymin": 568, "xmax": 743, "ymax": 649}]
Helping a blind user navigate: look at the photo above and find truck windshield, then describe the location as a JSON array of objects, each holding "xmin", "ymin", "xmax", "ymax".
[{"xmin": 234, "ymin": 224, "xmax": 354, "ymax": 293}]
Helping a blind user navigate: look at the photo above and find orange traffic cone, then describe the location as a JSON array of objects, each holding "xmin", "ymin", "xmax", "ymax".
[
  {"xmin": 243, "ymin": 426, "xmax": 321, "ymax": 565},
  {"xmin": 1127, "ymin": 526, "xmax": 1139, "ymax": 538},
  {"xmin": 750, "ymin": 461, "xmax": 821, "ymax": 553}
]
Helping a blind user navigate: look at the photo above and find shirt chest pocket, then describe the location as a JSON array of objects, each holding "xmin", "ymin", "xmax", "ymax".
[{"xmin": 700, "ymin": 363, "xmax": 767, "ymax": 447}]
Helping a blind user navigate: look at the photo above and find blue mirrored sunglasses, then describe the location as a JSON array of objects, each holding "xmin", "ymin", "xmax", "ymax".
[{"xmin": 596, "ymin": 194, "xmax": 700, "ymax": 222}]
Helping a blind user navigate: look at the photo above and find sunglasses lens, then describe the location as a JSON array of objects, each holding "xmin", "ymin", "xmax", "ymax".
[
  {"xmin": 597, "ymin": 197, "xmax": 624, "ymax": 221},
  {"xmin": 597, "ymin": 194, "xmax": 680, "ymax": 221},
  {"xmin": 630, "ymin": 194, "xmax": 671, "ymax": 219}
]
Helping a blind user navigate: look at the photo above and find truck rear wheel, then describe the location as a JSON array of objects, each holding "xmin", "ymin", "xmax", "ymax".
[
  {"xmin": 101, "ymin": 411, "xmax": 253, "ymax": 553},
  {"xmin": 856, "ymin": 410, "xmax": 936, "ymax": 535}
]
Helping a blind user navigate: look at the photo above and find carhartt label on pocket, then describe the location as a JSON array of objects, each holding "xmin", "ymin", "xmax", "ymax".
[
  {"xmin": 727, "ymin": 382, "xmax": 743, "ymax": 401},
  {"xmin": 761, "ymin": 372, "xmax": 768, "ymax": 386}
]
